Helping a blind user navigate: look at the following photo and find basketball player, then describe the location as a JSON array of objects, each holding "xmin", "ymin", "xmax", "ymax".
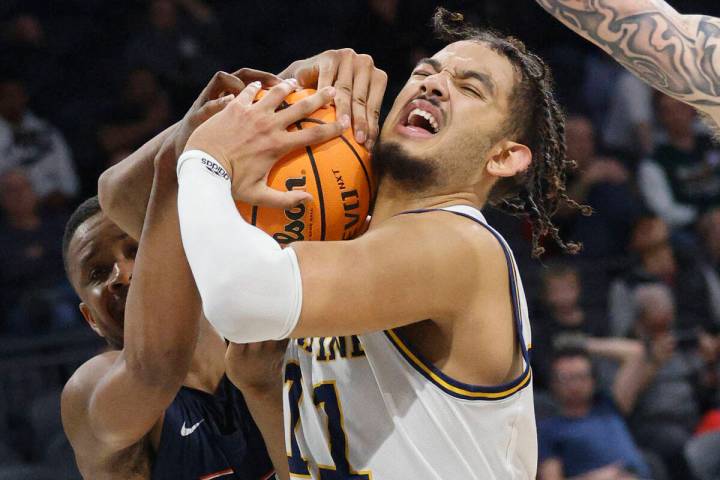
[
  {"xmin": 61, "ymin": 71, "xmax": 286, "ymax": 479},
  {"xmin": 534, "ymin": 0, "xmax": 720, "ymax": 135},
  {"xmin": 176, "ymin": 9, "xmax": 582, "ymax": 479}
]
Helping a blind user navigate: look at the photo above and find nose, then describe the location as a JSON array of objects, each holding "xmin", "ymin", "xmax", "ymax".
[
  {"xmin": 108, "ymin": 258, "xmax": 133, "ymax": 294},
  {"xmin": 419, "ymin": 72, "xmax": 449, "ymax": 101}
]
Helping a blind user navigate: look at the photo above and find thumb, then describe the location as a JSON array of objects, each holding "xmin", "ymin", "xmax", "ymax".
[
  {"xmin": 249, "ymin": 185, "xmax": 313, "ymax": 210},
  {"xmin": 294, "ymin": 64, "xmax": 320, "ymax": 89},
  {"xmin": 194, "ymin": 94, "xmax": 235, "ymax": 124}
]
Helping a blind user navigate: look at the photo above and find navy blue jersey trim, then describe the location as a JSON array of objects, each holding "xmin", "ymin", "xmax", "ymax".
[{"xmin": 386, "ymin": 207, "xmax": 532, "ymax": 401}]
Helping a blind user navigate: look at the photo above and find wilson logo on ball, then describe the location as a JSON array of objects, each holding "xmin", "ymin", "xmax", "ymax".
[{"xmin": 273, "ymin": 176, "xmax": 307, "ymax": 245}]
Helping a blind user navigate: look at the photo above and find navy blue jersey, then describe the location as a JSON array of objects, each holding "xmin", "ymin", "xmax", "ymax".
[{"xmin": 151, "ymin": 375, "xmax": 275, "ymax": 480}]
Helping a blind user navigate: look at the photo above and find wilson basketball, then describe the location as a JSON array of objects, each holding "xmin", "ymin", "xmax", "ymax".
[{"xmin": 235, "ymin": 89, "xmax": 374, "ymax": 244}]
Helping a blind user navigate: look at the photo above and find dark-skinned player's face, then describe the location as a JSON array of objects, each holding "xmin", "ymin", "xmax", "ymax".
[
  {"xmin": 379, "ymin": 40, "xmax": 519, "ymax": 185},
  {"xmin": 66, "ymin": 212, "xmax": 137, "ymax": 350}
]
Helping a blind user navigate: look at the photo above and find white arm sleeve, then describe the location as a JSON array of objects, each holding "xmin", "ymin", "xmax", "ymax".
[{"xmin": 176, "ymin": 150, "xmax": 302, "ymax": 343}]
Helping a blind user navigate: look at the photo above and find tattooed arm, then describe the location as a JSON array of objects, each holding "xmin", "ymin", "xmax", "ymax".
[{"xmin": 536, "ymin": 0, "xmax": 720, "ymax": 119}]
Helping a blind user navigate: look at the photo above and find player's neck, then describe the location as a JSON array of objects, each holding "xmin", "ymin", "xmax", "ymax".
[
  {"xmin": 183, "ymin": 319, "xmax": 227, "ymax": 394},
  {"xmin": 369, "ymin": 179, "xmax": 484, "ymax": 227}
]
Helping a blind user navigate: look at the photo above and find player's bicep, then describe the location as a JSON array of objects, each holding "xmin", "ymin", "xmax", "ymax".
[
  {"xmin": 81, "ymin": 356, "xmax": 173, "ymax": 450},
  {"xmin": 290, "ymin": 219, "xmax": 474, "ymax": 337}
]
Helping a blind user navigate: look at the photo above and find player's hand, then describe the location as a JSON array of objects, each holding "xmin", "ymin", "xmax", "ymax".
[
  {"xmin": 170, "ymin": 69, "xmax": 283, "ymax": 160},
  {"xmin": 279, "ymin": 49, "xmax": 387, "ymax": 149},
  {"xmin": 185, "ymin": 79, "xmax": 350, "ymax": 209},
  {"xmin": 225, "ymin": 340, "xmax": 289, "ymax": 394}
]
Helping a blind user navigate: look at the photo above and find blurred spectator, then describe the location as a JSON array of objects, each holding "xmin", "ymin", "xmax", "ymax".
[
  {"xmin": 556, "ymin": 114, "xmax": 641, "ymax": 259},
  {"xmin": 609, "ymin": 215, "xmax": 720, "ymax": 336},
  {"xmin": 0, "ymin": 14, "xmax": 64, "ymax": 107},
  {"xmin": 124, "ymin": 0, "xmax": 222, "ymax": 103},
  {"xmin": 697, "ymin": 207, "xmax": 720, "ymax": 324},
  {"xmin": 97, "ymin": 67, "xmax": 171, "ymax": 157},
  {"xmin": 0, "ymin": 76, "xmax": 79, "ymax": 211},
  {"xmin": 533, "ymin": 263, "xmax": 605, "ymax": 388},
  {"xmin": 0, "ymin": 170, "xmax": 77, "ymax": 335},
  {"xmin": 538, "ymin": 343, "xmax": 652, "ymax": 480},
  {"xmin": 629, "ymin": 284, "xmax": 718, "ymax": 479},
  {"xmin": 638, "ymin": 94, "xmax": 720, "ymax": 230},
  {"xmin": 602, "ymin": 71, "xmax": 654, "ymax": 161}
]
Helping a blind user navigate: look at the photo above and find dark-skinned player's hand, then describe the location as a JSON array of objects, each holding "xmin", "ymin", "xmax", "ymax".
[
  {"xmin": 279, "ymin": 49, "xmax": 387, "ymax": 150},
  {"xmin": 225, "ymin": 340, "xmax": 289, "ymax": 394},
  {"xmin": 167, "ymin": 69, "xmax": 283, "ymax": 163}
]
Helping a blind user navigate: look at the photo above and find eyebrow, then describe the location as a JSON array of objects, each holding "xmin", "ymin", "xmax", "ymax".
[
  {"xmin": 416, "ymin": 58, "xmax": 442, "ymax": 72},
  {"xmin": 458, "ymin": 69, "xmax": 496, "ymax": 97},
  {"xmin": 415, "ymin": 58, "xmax": 496, "ymax": 97},
  {"xmin": 77, "ymin": 232, "xmax": 129, "ymax": 270}
]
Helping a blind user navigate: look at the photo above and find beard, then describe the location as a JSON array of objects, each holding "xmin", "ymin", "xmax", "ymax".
[{"xmin": 371, "ymin": 140, "xmax": 440, "ymax": 192}]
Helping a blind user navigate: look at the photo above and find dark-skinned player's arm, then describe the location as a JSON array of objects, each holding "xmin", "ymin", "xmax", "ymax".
[
  {"xmin": 177, "ymin": 81, "xmax": 504, "ymax": 342},
  {"xmin": 279, "ymin": 48, "xmax": 387, "ymax": 150},
  {"xmin": 226, "ymin": 340, "xmax": 290, "ymax": 480},
  {"xmin": 62, "ymin": 153, "xmax": 202, "ymax": 452},
  {"xmin": 98, "ymin": 69, "xmax": 280, "ymax": 240},
  {"xmin": 535, "ymin": 0, "xmax": 720, "ymax": 123}
]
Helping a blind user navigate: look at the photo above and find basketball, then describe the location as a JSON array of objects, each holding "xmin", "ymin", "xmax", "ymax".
[{"xmin": 235, "ymin": 89, "xmax": 374, "ymax": 244}]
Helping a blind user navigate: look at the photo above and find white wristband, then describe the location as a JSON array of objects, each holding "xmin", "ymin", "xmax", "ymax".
[{"xmin": 176, "ymin": 150, "xmax": 302, "ymax": 342}]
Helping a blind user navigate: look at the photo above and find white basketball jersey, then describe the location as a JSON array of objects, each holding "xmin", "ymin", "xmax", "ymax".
[{"xmin": 283, "ymin": 205, "xmax": 537, "ymax": 479}]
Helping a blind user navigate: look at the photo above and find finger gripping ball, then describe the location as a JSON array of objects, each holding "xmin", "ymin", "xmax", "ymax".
[{"xmin": 235, "ymin": 89, "xmax": 374, "ymax": 244}]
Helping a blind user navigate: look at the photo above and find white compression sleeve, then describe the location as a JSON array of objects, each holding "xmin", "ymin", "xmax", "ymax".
[{"xmin": 176, "ymin": 150, "xmax": 302, "ymax": 343}]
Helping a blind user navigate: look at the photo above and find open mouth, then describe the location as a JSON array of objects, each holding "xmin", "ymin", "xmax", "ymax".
[
  {"xmin": 396, "ymin": 99, "xmax": 443, "ymax": 138},
  {"xmin": 406, "ymin": 108, "xmax": 439, "ymax": 133}
]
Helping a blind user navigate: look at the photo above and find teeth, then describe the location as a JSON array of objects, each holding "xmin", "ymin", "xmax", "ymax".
[{"xmin": 408, "ymin": 107, "xmax": 439, "ymax": 133}]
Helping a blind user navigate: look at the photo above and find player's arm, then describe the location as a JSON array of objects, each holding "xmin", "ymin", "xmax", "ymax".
[
  {"xmin": 539, "ymin": 458, "xmax": 564, "ymax": 480},
  {"xmin": 63, "ymin": 158, "xmax": 201, "ymax": 451},
  {"xmin": 177, "ymin": 81, "xmax": 493, "ymax": 342},
  {"xmin": 98, "ymin": 69, "xmax": 279, "ymax": 240},
  {"xmin": 535, "ymin": 0, "xmax": 720, "ymax": 115},
  {"xmin": 226, "ymin": 341, "xmax": 290, "ymax": 480}
]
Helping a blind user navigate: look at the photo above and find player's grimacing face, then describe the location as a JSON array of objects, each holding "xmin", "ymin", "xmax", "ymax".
[
  {"xmin": 66, "ymin": 213, "xmax": 137, "ymax": 350},
  {"xmin": 380, "ymin": 41, "xmax": 517, "ymax": 173}
]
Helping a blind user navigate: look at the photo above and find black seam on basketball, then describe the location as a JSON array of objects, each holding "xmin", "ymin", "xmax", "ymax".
[
  {"xmin": 251, "ymin": 205, "xmax": 258, "ymax": 225},
  {"xmin": 295, "ymin": 121, "xmax": 326, "ymax": 240},
  {"xmin": 337, "ymin": 134, "xmax": 373, "ymax": 201},
  {"xmin": 298, "ymin": 118, "xmax": 374, "ymax": 203}
]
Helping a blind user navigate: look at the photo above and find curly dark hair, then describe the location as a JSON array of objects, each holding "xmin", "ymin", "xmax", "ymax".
[{"xmin": 433, "ymin": 8, "xmax": 590, "ymax": 257}]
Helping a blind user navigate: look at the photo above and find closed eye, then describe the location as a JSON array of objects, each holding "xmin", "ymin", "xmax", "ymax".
[
  {"xmin": 461, "ymin": 85, "xmax": 484, "ymax": 99},
  {"xmin": 412, "ymin": 70, "xmax": 432, "ymax": 77}
]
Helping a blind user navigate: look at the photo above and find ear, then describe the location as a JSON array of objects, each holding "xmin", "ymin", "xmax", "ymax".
[
  {"xmin": 79, "ymin": 303, "xmax": 104, "ymax": 339},
  {"xmin": 486, "ymin": 141, "xmax": 532, "ymax": 178}
]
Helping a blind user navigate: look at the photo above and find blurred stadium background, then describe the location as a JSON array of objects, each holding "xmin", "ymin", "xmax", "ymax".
[{"xmin": 2, "ymin": 0, "xmax": 720, "ymax": 478}]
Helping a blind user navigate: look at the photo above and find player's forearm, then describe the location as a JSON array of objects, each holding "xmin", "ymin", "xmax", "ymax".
[
  {"xmin": 176, "ymin": 151, "xmax": 302, "ymax": 343},
  {"xmin": 536, "ymin": 0, "xmax": 720, "ymax": 109},
  {"xmin": 86, "ymin": 166, "xmax": 202, "ymax": 449},
  {"xmin": 241, "ymin": 387, "xmax": 290, "ymax": 480},
  {"xmin": 123, "ymin": 161, "xmax": 201, "ymax": 387},
  {"xmin": 98, "ymin": 123, "xmax": 178, "ymax": 240}
]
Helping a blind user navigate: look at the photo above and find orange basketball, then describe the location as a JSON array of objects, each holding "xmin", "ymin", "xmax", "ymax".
[{"xmin": 235, "ymin": 89, "xmax": 374, "ymax": 244}]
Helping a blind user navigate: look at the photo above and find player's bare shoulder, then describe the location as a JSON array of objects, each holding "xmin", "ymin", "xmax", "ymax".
[
  {"xmin": 62, "ymin": 350, "xmax": 121, "ymax": 439},
  {"xmin": 384, "ymin": 209, "xmax": 509, "ymax": 294},
  {"xmin": 62, "ymin": 351, "xmax": 152, "ymax": 480}
]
